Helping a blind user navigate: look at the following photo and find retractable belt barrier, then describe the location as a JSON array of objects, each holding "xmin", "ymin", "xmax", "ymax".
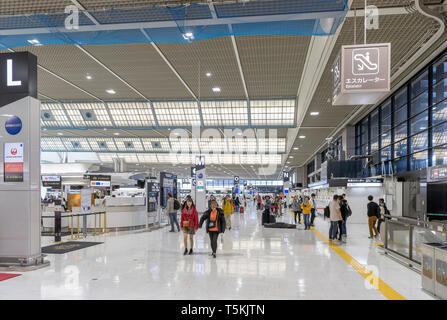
[{"xmin": 41, "ymin": 211, "xmax": 107, "ymax": 241}]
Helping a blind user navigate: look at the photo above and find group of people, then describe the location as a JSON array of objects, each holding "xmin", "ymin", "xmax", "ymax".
[
  {"xmin": 327, "ymin": 194, "xmax": 351, "ymax": 242},
  {"xmin": 290, "ymin": 194, "xmax": 317, "ymax": 229},
  {"xmin": 166, "ymin": 193, "xmax": 240, "ymax": 258},
  {"xmin": 366, "ymin": 195, "xmax": 390, "ymax": 239}
]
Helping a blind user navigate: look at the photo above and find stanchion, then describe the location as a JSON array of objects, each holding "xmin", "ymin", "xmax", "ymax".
[
  {"xmin": 104, "ymin": 212, "xmax": 107, "ymax": 234},
  {"xmin": 77, "ymin": 215, "xmax": 80, "ymax": 240},
  {"xmin": 99, "ymin": 212, "xmax": 102, "ymax": 234},
  {"xmin": 94, "ymin": 213, "xmax": 97, "ymax": 236},
  {"xmin": 70, "ymin": 215, "xmax": 74, "ymax": 240}
]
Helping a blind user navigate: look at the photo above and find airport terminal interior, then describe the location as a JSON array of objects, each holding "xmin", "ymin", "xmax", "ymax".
[{"xmin": 1, "ymin": 0, "xmax": 447, "ymax": 301}]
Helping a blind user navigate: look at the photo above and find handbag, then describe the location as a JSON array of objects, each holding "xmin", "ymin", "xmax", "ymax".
[{"xmin": 183, "ymin": 220, "xmax": 190, "ymax": 227}]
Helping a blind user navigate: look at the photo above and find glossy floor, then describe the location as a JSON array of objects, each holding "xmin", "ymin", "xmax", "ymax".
[{"xmin": 0, "ymin": 205, "xmax": 434, "ymax": 300}]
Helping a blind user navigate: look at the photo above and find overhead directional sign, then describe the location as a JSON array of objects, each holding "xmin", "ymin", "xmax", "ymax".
[
  {"xmin": 333, "ymin": 43, "xmax": 390, "ymax": 105},
  {"xmin": 234, "ymin": 176, "xmax": 240, "ymax": 186}
]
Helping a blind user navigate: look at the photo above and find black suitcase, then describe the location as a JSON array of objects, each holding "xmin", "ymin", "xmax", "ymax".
[
  {"xmin": 262, "ymin": 209, "xmax": 270, "ymax": 225},
  {"xmin": 269, "ymin": 214, "xmax": 276, "ymax": 224}
]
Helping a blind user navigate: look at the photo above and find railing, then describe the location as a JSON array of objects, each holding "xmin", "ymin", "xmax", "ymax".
[
  {"xmin": 41, "ymin": 211, "xmax": 107, "ymax": 240},
  {"xmin": 384, "ymin": 215, "xmax": 447, "ymax": 266}
]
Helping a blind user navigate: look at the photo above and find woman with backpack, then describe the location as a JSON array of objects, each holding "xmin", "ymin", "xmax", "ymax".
[
  {"xmin": 180, "ymin": 198, "xmax": 199, "ymax": 255},
  {"xmin": 199, "ymin": 200, "xmax": 226, "ymax": 258},
  {"xmin": 166, "ymin": 193, "xmax": 180, "ymax": 232},
  {"xmin": 290, "ymin": 195, "xmax": 301, "ymax": 225}
]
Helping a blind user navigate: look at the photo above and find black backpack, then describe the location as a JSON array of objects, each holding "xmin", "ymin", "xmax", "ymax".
[
  {"xmin": 346, "ymin": 204, "xmax": 352, "ymax": 217},
  {"xmin": 324, "ymin": 206, "xmax": 330, "ymax": 218},
  {"xmin": 173, "ymin": 199, "xmax": 180, "ymax": 210}
]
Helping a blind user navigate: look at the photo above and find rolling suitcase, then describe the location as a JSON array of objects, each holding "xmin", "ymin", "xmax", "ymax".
[{"xmin": 240, "ymin": 206, "xmax": 244, "ymax": 213}]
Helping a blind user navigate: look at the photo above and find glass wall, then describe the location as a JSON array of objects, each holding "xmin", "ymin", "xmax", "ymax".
[{"xmin": 355, "ymin": 50, "xmax": 447, "ymax": 175}]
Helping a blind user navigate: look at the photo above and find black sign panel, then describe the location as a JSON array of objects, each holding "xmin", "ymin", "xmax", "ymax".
[
  {"xmin": 195, "ymin": 156, "xmax": 205, "ymax": 171},
  {"xmin": 42, "ymin": 176, "xmax": 62, "ymax": 188},
  {"xmin": 84, "ymin": 174, "xmax": 111, "ymax": 182},
  {"xmin": 191, "ymin": 167, "xmax": 196, "ymax": 178},
  {"xmin": 283, "ymin": 171, "xmax": 290, "ymax": 182},
  {"xmin": 234, "ymin": 176, "xmax": 240, "ymax": 186},
  {"xmin": 0, "ymin": 52, "xmax": 37, "ymax": 108}
]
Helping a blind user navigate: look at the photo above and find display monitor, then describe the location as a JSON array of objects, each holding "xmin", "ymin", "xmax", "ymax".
[{"xmin": 427, "ymin": 183, "xmax": 447, "ymax": 220}]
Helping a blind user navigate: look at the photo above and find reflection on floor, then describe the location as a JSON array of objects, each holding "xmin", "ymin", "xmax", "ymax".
[{"xmin": 0, "ymin": 204, "xmax": 434, "ymax": 300}]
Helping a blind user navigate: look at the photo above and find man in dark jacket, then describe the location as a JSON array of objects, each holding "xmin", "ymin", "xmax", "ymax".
[
  {"xmin": 367, "ymin": 195, "xmax": 380, "ymax": 239},
  {"xmin": 199, "ymin": 200, "xmax": 226, "ymax": 258}
]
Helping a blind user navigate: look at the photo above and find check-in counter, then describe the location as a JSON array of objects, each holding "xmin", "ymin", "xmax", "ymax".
[{"xmin": 70, "ymin": 196, "xmax": 151, "ymax": 231}]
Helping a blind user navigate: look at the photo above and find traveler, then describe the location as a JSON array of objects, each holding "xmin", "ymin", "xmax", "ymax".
[
  {"xmin": 181, "ymin": 195, "xmax": 192, "ymax": 210},
  {"xmin": 310, "ymin": 193, "xmax": 317, "ymax": 226},
  {"xmin": 262, "ymin": 195, "xmax": 272, "ymax": 225},
  {"xmin": 199, "ymin": 200, "xmax": 226, "ymax": 258},
  {"xmin": 301, "ymin": 196, "xmax": 312, "ymax": 230},
  {"xmin": 208, "ymin": 195, "xmax": 215, "ymax": 209},
  {"xmin": 329, "ymin": 195, "xmax": 342, "ymax": 241},
  {"xmin": 377, "ymin": 198, "xmax": 390, "ymax": 234},
  {"xmin": 222, "ymin": 195, "xmax": 233, "ymax": 230},
  {"xmin": 166, "ymin": 193, "xmax": 180, "ymax": 232},
  {"xmin": 233, "ymin": 195, "xmax": 241, "ymax": 212},
  {"xmin": 290, "ymin": 195, "xmax": 300, "ymax": 225},
  {"xmin": 337, "ymin": 195, "xmax": 348, "ymax": 241},
  {"xmin": 180, "ymin": 198, "xmax": 199, "ymax": 255},
  {"xmin": 257, "ymin": 195, "xmax": 262, "ymax": 210},
  {"xmin": 367, "ymin": 195, "xmax": 380, "ymax": 239}
]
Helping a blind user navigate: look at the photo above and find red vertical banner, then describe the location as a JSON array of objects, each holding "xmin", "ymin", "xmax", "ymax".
[{"xmin": 4, "ymin": 142, "xmax": 24, "ymax": 182}]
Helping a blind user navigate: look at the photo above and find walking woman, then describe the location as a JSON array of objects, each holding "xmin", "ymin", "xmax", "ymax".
[
  {"xmin": 199, "ymin": 200, "xmax": 226, "ymax": 258},
  {"xmin": 301, "ymin": 196, "xmax": 312, "ymax": 230},
  {"xmin": 222, "ymin": 195, "xmax": 233, "ymax": 230},
  {"xmin": 262, "ymin": 195, "xmax": 272, "ymax": 225},
  {"xmin": 290, "ymin": 195, "xmax": 301, "ymax": 225},
  {"xmin": 180, "ymin": 198, "xmax": 199, "ymax": 255},
  {"xmin": 166, "ymin": 192, "xmax": 180, "ymax": 232}
]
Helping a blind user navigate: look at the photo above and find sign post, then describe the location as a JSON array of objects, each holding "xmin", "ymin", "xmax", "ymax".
[
  {"xmin": 0, "ymin": 52, "xmax": 43, "ymax": 266},
  {"xmin": 333, "ymin": 43, "xmax": 390, "ymax": 106},
  {"xmin": 195, "ymin": 156, "xmax": 206, "ymax": 213}
]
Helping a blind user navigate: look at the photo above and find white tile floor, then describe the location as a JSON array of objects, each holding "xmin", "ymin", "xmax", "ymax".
[{"xmin": 0, "ymin": 204, "xmax": 434, "ymax": 300}]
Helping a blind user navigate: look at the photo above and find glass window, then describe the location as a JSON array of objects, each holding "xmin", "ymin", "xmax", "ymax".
[
  {"xmin": 360, "ymin": 117, "xmax": 368, "ymax": 146},
  {"xmin": 381, "ymin": 100, "xmax": 391, "ymax": 119},
  {"xmin": 393, "ymin": 157, "xmax": 408, "ymax": 173},
  {"xmin": 433, "ymin": 100, "xmax": 447, "ymax": 125},
  {"xmin": 381, "ymin": 131, "xmax": 392, "ymax": 147},
  {"xmin": 395, "ymin": 87, "xmax": 407, "ymax": 109},
  {"xmin": 371, "ymin": 137, "xmax": 379, "ymax": 153},
  {"xmin": 410, "ymin": 150, "xmax": 428, "ymax": 171},
  {"xmin": 381, "ymin": 146, "xmax": 392, "ymax": 162},
  {"xmin": 433, "ymin": 78, "xmax": 447, "ymax": 105},
  {"xmin": 394, "ymin": 105, "xmax": 407, "ymax": 125},
  {"xmin": 381, "ymin": 115, "xmax": 392, "ymax": 133},
  {"xmin": 411, "ymin": 70, "xmax": 429, "ymax": 98},
  {"xmin": 394, "ymin": 140, "xmax": 407, "ymax": 158},
  {"xmin": 433, "ymin": 121, "xmax": 447, "ymax": 146},
  {"xmin": 370, "ymin": 110, "xmax": 379, "ymax": 138},
  {"xmin": 411, "ymin": 91, "xmax": 429, "ymax": 116},
  {"xmin": 433, "ymin": 53, "xmax": 447, "ymax": 84},
  {"xmin": 394, "ymin": 122, "xmax": 407, "ymax": 142},
  {"xmin": 410, "ymin": 111, "xmax": 428, "ymax": 135},
  {"xmin": 361, "ymin": 144, "xmax": 367, "ymax": 155},
  {"xmin": 432, "ymin": 145, "xmax": 447, "ymax": 166},
  {"xmin": 410, "ymin": 131, "xmax": 428, "ymax": 154}
]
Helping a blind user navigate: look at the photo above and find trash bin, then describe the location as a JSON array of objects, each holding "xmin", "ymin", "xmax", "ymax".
[
  {"xmin": 421, "ymin": 243, "xmax": 446, "ymax": 295},
  {"xmin": 435, "ymin": 246, "xmax": 447, "ymax": 300}
]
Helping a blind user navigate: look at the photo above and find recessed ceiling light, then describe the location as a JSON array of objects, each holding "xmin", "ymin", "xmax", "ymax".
[
  {"xmin": 293, "ymin": 147, "xmax": 299, "ymax": 150},
  {"xmin": 57, "ymin": 132, "xmax": 63, "ymax": 136},
  {"xmin": 289, "ymin": 156, "xmax": 294, "ymax": 159},
  {"xmin": 183, "ymin": 32, "xmax": 194, "ymax": 40},
  {"xmin": 212, "ymin": 87, "xmax": 221, "ymax": 93},
  {"xmin": 86, "ymin": 74, "xmax": 92, "ymax": 80},
  {"xmin": 206, "ymin": 72, "xmax": 212, "ymax": 77},
  {"xmin": 299, "ymin": 136, "xmax": 306, "ymax": 139},
  {"xmin": 114, "ymin": 132, "xmax": 120, "ymax": 136},
  {"xmin": 106, "ymin": 89, "xmax": 116, "ymax": 94},
  {"xmin": 310, "ymin": 112, "xmax": 319, "ymax": 116},
  {"xmin": 27, "ymin": 39, "xmax": 40, "ymax": 45},
  {"xmin": 287, "ymin": 162, "xmax": 291, "ymax": 164}
]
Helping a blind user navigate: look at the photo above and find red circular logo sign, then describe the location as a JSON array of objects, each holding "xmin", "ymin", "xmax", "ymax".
[{"xmin": 11, "ymin": 148, "xmax": 17, "ymax": 155}]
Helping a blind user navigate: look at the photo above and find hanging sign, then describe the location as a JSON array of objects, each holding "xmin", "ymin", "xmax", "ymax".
[
  {"xmin": 333, "ymin": 43, "xmax": 390, "ymax": 105},
  {"xmin": 4, "ymin": 142, "xmax": 24, "ymax": 182},
  {"xmin": 234, "ymin": 176, "xmax": 240, "ymax": 186}
]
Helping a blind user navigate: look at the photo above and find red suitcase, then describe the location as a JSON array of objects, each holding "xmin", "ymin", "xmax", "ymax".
[{"xmin": 240, "ymin": 206, "xmax": 244, "ymax": 213}]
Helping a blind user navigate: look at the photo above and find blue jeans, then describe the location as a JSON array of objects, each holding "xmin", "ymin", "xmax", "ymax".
[
  {"xmin": 341, "ymin": 220, "xmax": 347, "ymax": 235},
  {"xmin": 169, "ymin": 212, "xmax": 180, "ymax": 231},
  {"xmin": 329, "ymin": 221, "xmax": 339, "ymax": 240},
  {"xmin": 303, "ymin": 214, "xmax": 310, "ymax": 228}
]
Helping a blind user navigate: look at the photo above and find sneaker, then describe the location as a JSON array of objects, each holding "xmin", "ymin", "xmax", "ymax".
[
  {"xmin": 169, "ymin": 230, "xmax": 175, "ymax": 232},
  {"xmin": 183, "ymin": 249, "xmax": 188, "ymax": 255},
  {"xmin": 368, "ymin": 236, "xmax": 373, "ymax": 239},
  {"xmin": 189, "ymin": 249, "xmax": 193, "ymax": 255},
  {"xmin": 212, "ymin": 253, "xmax": 216, "ymax": 258}
]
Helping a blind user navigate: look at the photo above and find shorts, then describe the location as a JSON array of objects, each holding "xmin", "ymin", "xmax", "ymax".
[{"xmin": 182, "ymin": 226, "xmax": 195, "ymax": 235}]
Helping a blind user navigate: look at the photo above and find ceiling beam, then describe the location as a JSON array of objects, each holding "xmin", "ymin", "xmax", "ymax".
[
  {"xmin": 75, "ymin": 44, "xmax": 152, "ymax": 101},
  {"xmin": 230, "ymin": 35, "xmax": 250, "ymax": 100},
  {"xmin": 70, "ymin": 0, "xmax": 100, "ymax": 25},
  {"xmin": 140, "ymin": 29, "xmax": 199, "ymax": 101},
  {"xmin": 0, "ymin": 11, "xmax": 347, "ymax": 36}
]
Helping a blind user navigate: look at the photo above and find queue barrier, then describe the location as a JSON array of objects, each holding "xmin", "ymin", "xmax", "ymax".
[{"xmin": 41, "ymin": 211, "xmax": 107, "ymax": 241}]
